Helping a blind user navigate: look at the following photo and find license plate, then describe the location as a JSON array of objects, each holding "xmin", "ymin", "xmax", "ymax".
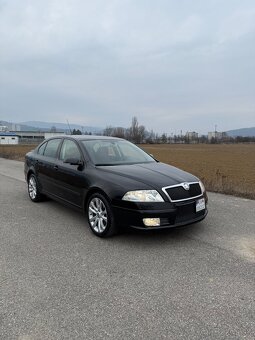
[{"xmin": 196, "ymin": 198, "xmax": 205, "ymax": 212}]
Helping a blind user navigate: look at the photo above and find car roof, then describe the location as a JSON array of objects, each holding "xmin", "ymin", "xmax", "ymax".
[{"xmin": 48, "ymin": 135, "xmax": 124, "ymax": 141}]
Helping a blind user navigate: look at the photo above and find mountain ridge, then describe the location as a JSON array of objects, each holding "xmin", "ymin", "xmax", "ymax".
[
  {"xmin": 1, "ymin": 119, "xmax": 255, "ymax": 136},
  {"xmin": 20, "ymin": 121, "xmax": 102, "ymax": 133},
  {"xmin": 226, "ymin": 127, "xmax": 255, "ymax": 137},
  {"xmin": 0, "ymin": 120, "xmax": 102, "ymax": 133}
]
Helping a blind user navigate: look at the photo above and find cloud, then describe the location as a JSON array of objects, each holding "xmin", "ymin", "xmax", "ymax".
[
  {"xmin": 0, "ymin": 0, "xmax": 255, "ymax": 133},
  {"xmin": 218, "ymin": 8, "xmax": 255, "ymax": 43}
]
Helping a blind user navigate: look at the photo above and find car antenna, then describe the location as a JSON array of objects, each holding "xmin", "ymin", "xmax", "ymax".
[{"xmin": 66, "ymin": 119, "xmax": 72, "ymax": 134}]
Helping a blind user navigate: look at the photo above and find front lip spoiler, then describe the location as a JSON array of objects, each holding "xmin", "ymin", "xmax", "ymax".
[{"xmin": 129, "ymin": 209, "xmax": 208, "ymax": 230}]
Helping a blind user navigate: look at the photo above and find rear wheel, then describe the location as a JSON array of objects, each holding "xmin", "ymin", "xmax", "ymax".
[
  {"xmin": 28, "ymin": 174, "xmax": 43, "ymax": 202},
  {"xmin": 87, "ymin": 193, "xmax": 117, "ymax": 237}
]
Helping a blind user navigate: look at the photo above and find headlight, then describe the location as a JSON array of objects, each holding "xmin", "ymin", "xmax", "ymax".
[
  {"xmin": 122, "ymin": 190, "xmax": 164, "ymax": 202},
  {"xmin": 199, "ymin": 180, "xmax": 206, "ymax": 193}
]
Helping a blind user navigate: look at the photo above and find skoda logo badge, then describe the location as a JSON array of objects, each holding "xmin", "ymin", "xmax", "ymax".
[{"xmin": 183, "ymin": 182, "xmax": 190, "ymax": 190}]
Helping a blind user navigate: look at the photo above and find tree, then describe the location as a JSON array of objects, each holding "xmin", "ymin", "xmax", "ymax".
[
  {"xmin": 161, "ymin": 133, "xmax": 167, "ymax": 143},
  {"xmin": 129, "ymin": 116, "xmax": 139, "ymax": 143},
  {"xmin": 138, "ymin": 125, "xmax": 145, "ymax": 143},
  {"xmin": 72, "ymin": 129, "xmax": 82, "ymax": 135},
  {"xmin": 145, "ymin": 129, "xmax": 155, "ymax": 143},
  {"xmin": 103, "ymin": 126, "xmax": 114, "ymax": 136},
  {"xmin": 113, "ymin": 127, "xmax": 126, "ymax": 138},
  {"xmin": 129, "ymin": 116, "xmax": 145, "ymax": 143}
]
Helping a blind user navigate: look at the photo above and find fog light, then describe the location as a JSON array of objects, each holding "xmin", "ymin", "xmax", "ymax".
[{"xmin": 143, "ymin": 218, "xmax": 160, "ymax": 227}]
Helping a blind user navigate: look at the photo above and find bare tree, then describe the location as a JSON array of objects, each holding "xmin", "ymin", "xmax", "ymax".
[
  {"xmin": 103, "ymin": 126, "xmax": 114, "ymax": 136},
  {"xmin": 113, "ymin": 127, "xmax": 126, "ymax": 138},
  {"xmin": 129, "ymin": 116, "xmax": 139, "ymax": 143},
  {"xmin": 138, "ymin": 125, "xmax": 145, "ymax": 143}
]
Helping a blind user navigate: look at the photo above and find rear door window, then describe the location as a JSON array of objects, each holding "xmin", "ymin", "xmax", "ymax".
[
  {"xmin": 43, "ymin": 139, "xmax": 61, "ymax": 158},
  {"xmin": 38, "ymin": 142, "xmax": 47, "ymax": 155}
]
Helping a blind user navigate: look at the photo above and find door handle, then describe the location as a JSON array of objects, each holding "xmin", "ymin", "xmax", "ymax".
[{"xmin": 54, "ymin": 165, "xmax": 59, "ymax": 171}]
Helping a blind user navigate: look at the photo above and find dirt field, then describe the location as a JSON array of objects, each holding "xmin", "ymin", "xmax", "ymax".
[
  {"xmin": 0, "ymin": 143, "xmax": 254, "ymax": 199},
  {"xmin": 0, "ymin": 144, "xmax": 37, "ymax": 161},
  {"xmin": 141, "ymin": 144, "xmax": 255, "ymax": 199}
]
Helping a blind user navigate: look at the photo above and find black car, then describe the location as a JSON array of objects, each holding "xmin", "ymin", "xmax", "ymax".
[{"xmin": 24, "ymin": 135, "xmax": 208, "ymax": 237}]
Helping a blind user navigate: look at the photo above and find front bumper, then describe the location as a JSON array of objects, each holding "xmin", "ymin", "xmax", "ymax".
[{"xmin": 112, "ymin": 195, "xmax": 208, "ymax": 230}]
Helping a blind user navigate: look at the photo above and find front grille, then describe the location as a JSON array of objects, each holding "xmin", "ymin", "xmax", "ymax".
[{"xmin": 163, "ymin": 182, "xmax": 202, "ymax": 202}]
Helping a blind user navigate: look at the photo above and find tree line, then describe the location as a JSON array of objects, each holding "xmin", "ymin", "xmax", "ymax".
[{"xmin": 67, "ymin": 117, "xmax": 255, "ymax": 144}]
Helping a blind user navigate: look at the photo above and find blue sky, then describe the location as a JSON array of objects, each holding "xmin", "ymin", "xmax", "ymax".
[{"xmin": 0, "ymin": 0, "xmax": 255, "ymax": 134}]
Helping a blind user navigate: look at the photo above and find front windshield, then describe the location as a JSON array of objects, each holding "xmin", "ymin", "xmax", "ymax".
[{"xmin": 82, "ymin": 139, "xmax": 156, "ymax": 166}]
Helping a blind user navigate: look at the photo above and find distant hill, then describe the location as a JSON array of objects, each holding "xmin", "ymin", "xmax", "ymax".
[
  {"xmin": 0, "ymin": 120, "xmax": 42, "ymax": 131},
  {"xmin": 226, "ymin": 127, "xmax": 255, "ymax": 137},
  {"xmin": 0, "ymin": 120, "xmax": 102, "ymax": 133},
  {"xmin": 20, "ymin": 121, "xmax": 102, "ymax": 133}
]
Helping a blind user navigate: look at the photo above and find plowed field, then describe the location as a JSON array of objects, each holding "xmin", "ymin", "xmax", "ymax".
[{"xmin": 141, "ymin": 144, "xmax": 255, "ymax": 199}]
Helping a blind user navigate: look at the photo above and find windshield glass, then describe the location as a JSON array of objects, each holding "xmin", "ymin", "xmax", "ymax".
[{"xmin": 82, "ymin": 139, "xmax": 156, "ymax": 166}]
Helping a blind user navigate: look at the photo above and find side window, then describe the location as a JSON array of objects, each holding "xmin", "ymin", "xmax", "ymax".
[
  {"xmin": 59, "ymin": 139, "xmax": 81, "ymax": 161},
  {"xmin": 38, "ymin": 142, "xmax": 47, "ymax": 155},
  {"xmin": 43, "ymin": 139, "xmax": 61, "ymax": 158}
]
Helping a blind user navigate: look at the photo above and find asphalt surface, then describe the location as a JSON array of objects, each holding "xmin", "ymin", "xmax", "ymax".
[{"xmin": 0, "ymin": 158, "xmax": 254, "ymax": 340}]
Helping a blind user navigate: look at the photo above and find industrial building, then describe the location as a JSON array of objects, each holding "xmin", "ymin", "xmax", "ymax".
[
  {"xmin": 0, "ymin": 132, "xmax": 19, "ymax": 144},
  {"xmin": 10, "ymin": 131, "xmax": 65, "ymax": 144},
  {"xmin": 0, "ymin": 129, "xmax": 65, "ymax": 145}
]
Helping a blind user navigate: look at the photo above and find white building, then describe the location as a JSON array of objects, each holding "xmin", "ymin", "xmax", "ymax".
[
  {"xmin": 0, "ymin": 133, "xmax": 19, "ymax": 144},
  {"xmin": 208, "ymin": 131, "xmax": 227, "ymax": 141},
  {"xmin": 186, "ymin": 131, "xmax": 198, "ymax": 140}
]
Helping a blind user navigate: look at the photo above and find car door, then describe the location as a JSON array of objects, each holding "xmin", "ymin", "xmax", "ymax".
[
  {"xmin": 54, "ymin": 138, "xmax": 86, "ymax": 207},
  {"xmin": 36, "ymin": 138, "xmax": 62, "ymax": 196}
]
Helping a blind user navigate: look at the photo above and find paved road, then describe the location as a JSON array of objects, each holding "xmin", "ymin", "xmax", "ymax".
[{"xmin": 0, "ymin": 158, "xmax": 254, "ymax": 340}]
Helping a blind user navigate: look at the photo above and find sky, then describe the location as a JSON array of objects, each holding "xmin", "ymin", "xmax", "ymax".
[{"xmin": 0, "ymin": 0, "xmax": 255, "ymax": 134}]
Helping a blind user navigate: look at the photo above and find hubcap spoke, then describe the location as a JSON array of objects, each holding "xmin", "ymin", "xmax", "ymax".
[{"xmin": 89, "ymin": 207, "xmax": 97, "ymax": 215}]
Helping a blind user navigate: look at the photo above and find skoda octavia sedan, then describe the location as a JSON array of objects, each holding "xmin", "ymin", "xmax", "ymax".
[{"xmin": 24, "ymin": 136, "xmax": 208, "ymax": 237}]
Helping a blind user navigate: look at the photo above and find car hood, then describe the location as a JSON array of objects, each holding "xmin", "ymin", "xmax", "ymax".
[{"xmin": 97, "ymin": 162, "xmax": 198, "ymax": 190}]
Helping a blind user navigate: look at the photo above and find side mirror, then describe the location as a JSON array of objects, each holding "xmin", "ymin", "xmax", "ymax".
[{"xmin": 64, "ymin": 158, "xmax": 84, "ymax": 166}]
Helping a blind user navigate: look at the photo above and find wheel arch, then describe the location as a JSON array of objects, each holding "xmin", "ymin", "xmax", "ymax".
[
  {"xmin": 84, "ymin": 187, "xmax": 111, "ymax": 211},
  {"xmin": 26, "ymin": 169, "xmax": 35, "ymax": 182}
]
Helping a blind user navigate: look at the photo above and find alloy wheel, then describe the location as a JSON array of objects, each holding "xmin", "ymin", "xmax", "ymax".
[
  {"xmin": 28, "ymin": 176, "xmax": 37, "ymax": 200},
  {"xmin": 88, "ymin": 197, "xmax": 108, "ymax": 233}
]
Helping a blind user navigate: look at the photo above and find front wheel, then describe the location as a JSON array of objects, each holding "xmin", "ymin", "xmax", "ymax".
[
  {"xmin": 87, "ymin": 193, "xmax": 117, "ymax": 237},
  {"xmin": 28, "ymin": 174, "xmax": 43, "ymax": 202}
]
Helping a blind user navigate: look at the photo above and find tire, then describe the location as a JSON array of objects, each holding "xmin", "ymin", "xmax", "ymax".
[
  {"xmin": 87, "ymin": 193, "xmax": 118, "ymax": 237},
  {"xmin": 28, "ymin": 174, "xmax": 43, "ymax": 202}
]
